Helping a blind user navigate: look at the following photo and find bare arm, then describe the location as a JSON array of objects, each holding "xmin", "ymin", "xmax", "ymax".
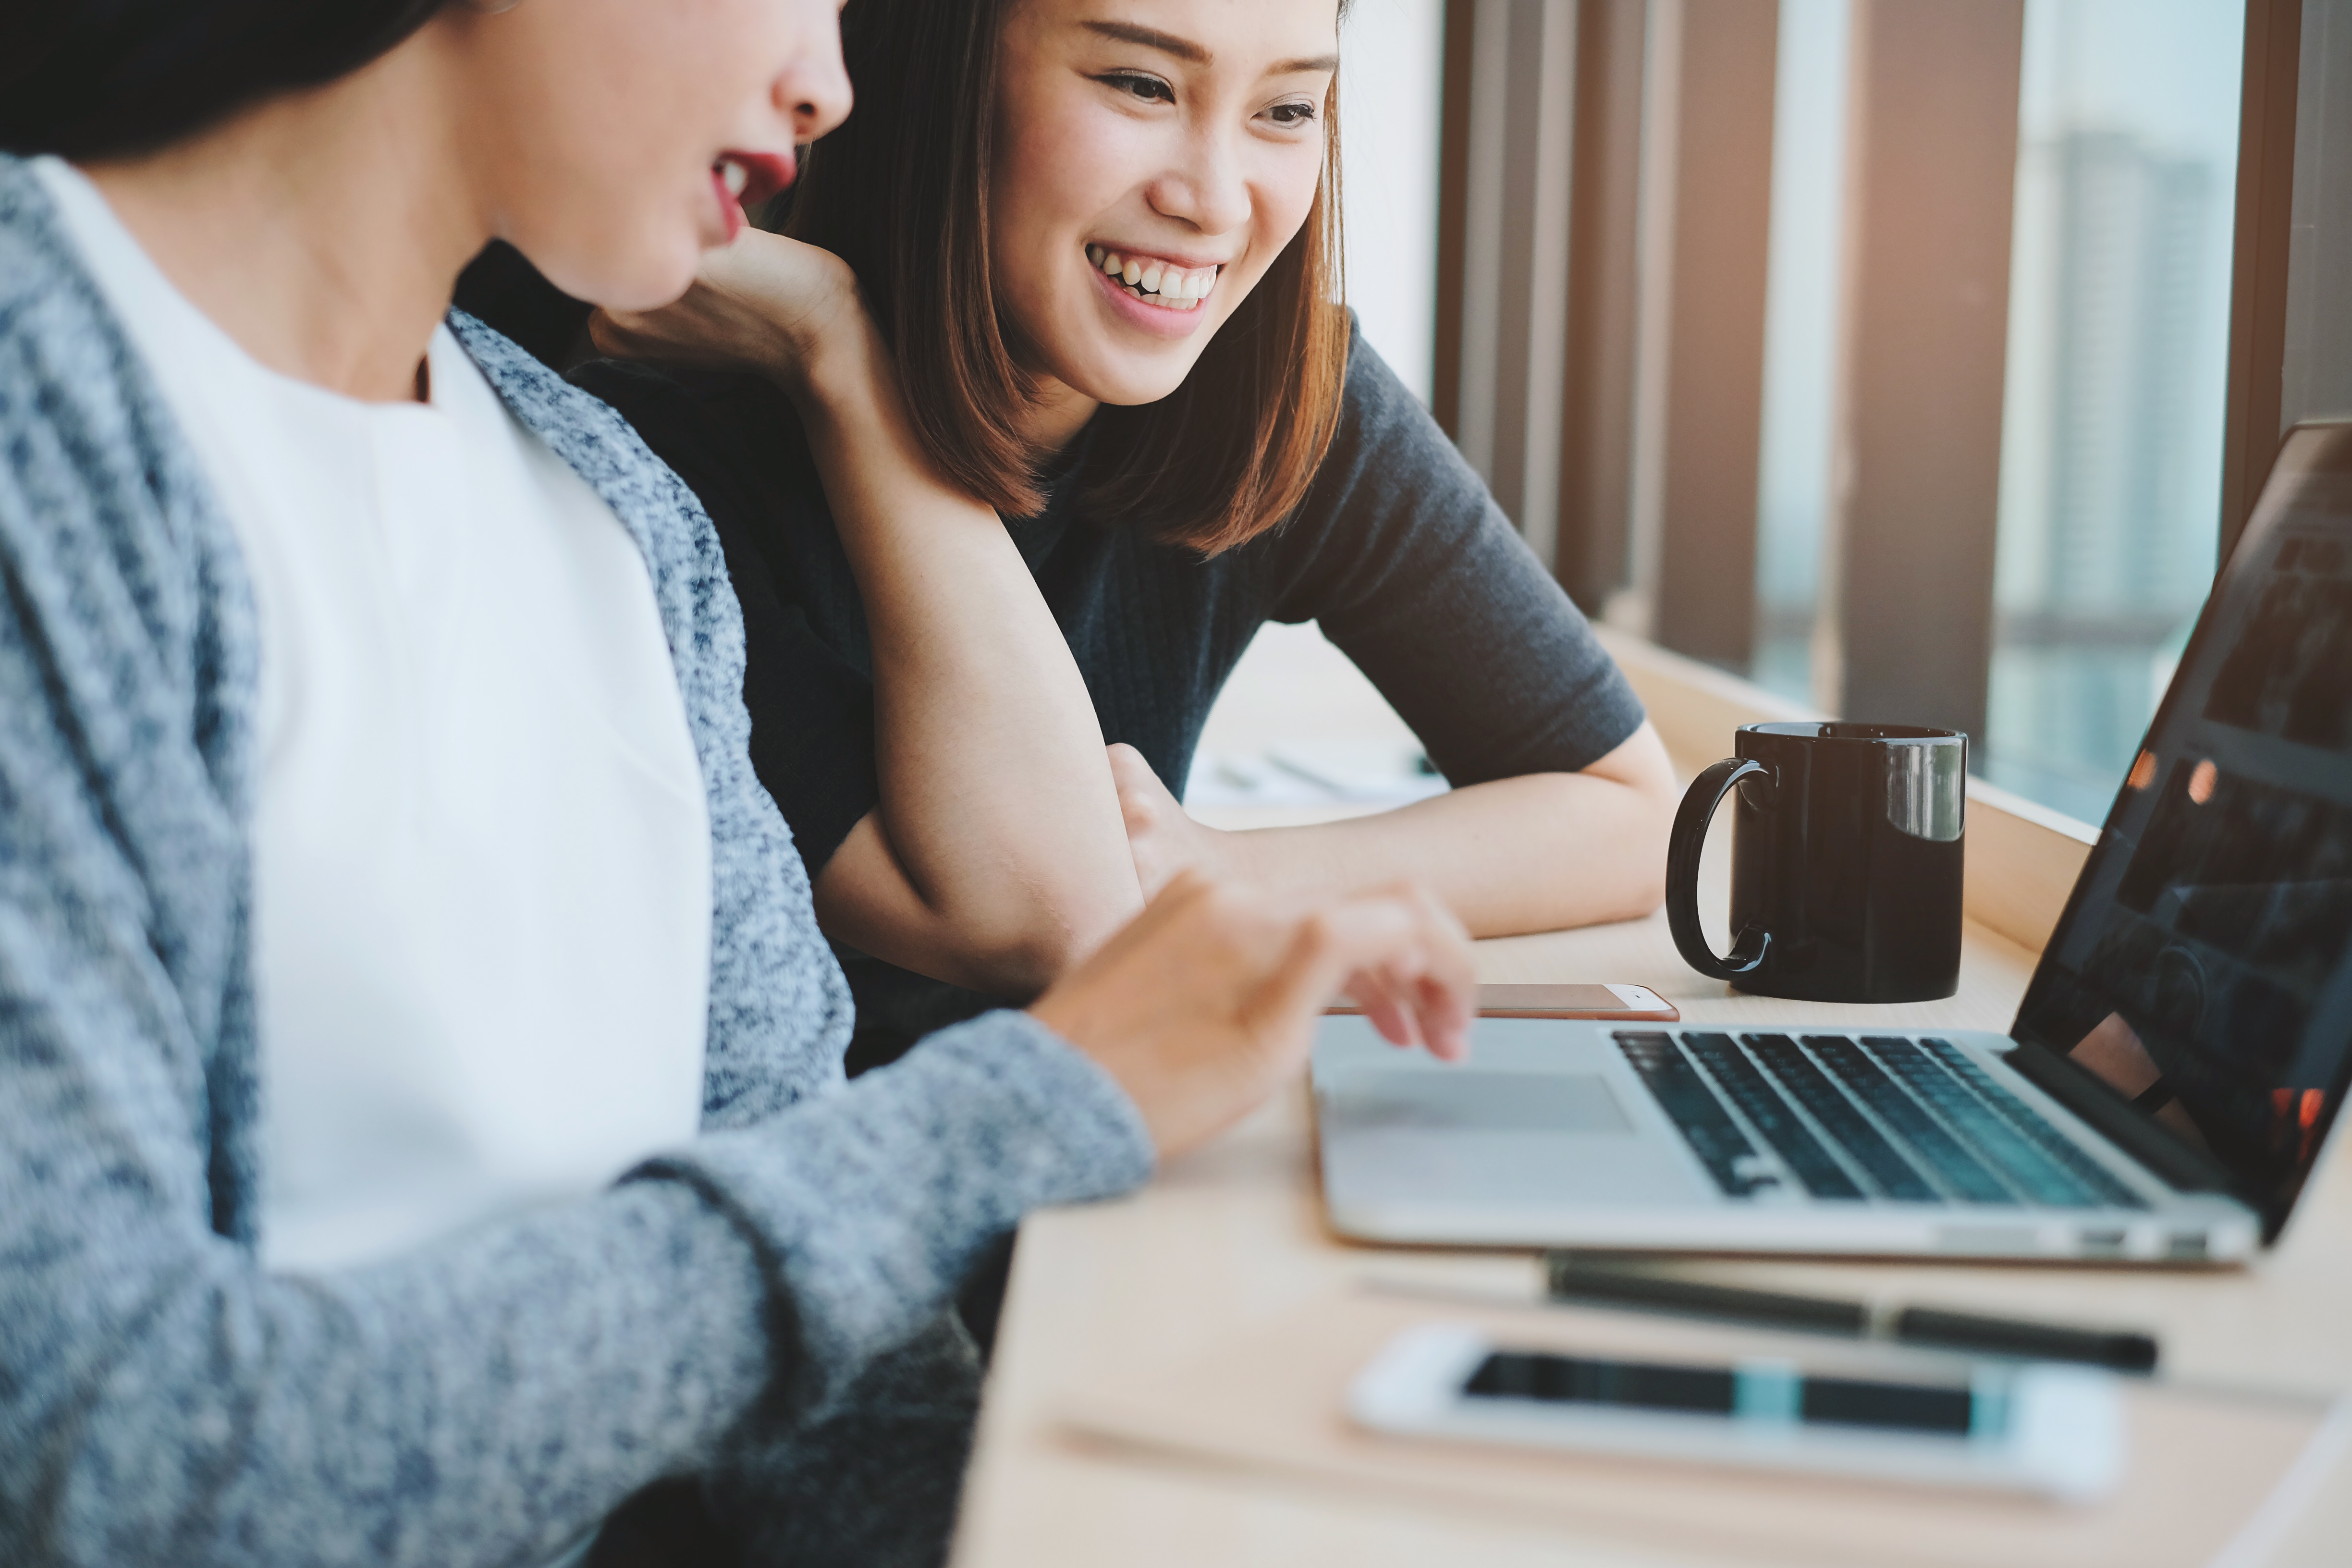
[
  {"xmin": 593, "ymin": 234, "xmax": 1140, "ymax": 995},
  {"xmin": 1113, "ymin": 721, "xmax": 1678, "ymax": 937}
]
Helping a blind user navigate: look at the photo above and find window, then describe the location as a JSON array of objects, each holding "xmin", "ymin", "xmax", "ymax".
[
  {"xmin": 1987, "ymin": 0, "xmax": 2246, "ymax": 821},
  {"xmin": 1432, "ymin": 0, "xmax": 2339, "ymax": 828},
  {"xmin": 1752, "ymin": 0, "xmax": 1852, "ymax": 710}
]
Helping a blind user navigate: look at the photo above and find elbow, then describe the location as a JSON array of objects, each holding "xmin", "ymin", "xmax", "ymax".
[
  {"xmin": 1586, "ymin": 831, "xmax": 1668, "ymax": 927},
  {"xmin": 1582, "ymin": 723, "xmax": 1679, "ymax": 924},
  {"xmin": 1613, "ymin": 777, "xmax": 1678, "ymax": 921},
  {"xmin": 1621, "ymin": 775, "xmax": 1679, "ymax": 920},
  {"xmin": 1615, "ymin": 865, "xmax": 1669, "ymax": 924},
  {"xmin": 923, "ymin": 878, "xmax": 1135, "ymax": 999},
  {"xmin": 931, "ymin": 854, "xmax": 1143, "ymax": 997},
  {"xmin": 946, "ymin": 917, "xmax": 1087, "ymax": 1000},
  {"xmin": 816, "ymin": 816, "xmax": 1137, "ymax": 999},
  {"xmin": 1553, "ymin": 761, "xmax": 1675, "ymax": 928}
]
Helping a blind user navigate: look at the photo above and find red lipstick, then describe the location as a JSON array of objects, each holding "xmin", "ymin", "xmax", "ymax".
[{"xmin": 721, "ymin": 150, "xmax": 796, "ymax": 207}]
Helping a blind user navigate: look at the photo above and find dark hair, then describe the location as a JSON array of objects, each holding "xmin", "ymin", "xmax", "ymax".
[
  {"xmin": 0, "ymin": 0, "xmax": 449, "ymax": 160},
  {"xmin": 785, "ymin": 0, "xmax": 1349, "ymax": 553}
]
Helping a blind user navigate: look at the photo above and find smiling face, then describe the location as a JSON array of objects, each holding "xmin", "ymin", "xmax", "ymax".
[
  {"xmin": 449, "ymin": 0, "xmax": 853, "ymax": 309},
  {"xmin": 990, "ymin": 0, "xmax": 1339, "ymax": 429}
]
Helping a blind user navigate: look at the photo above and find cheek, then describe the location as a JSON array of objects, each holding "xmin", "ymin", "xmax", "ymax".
[
  {"xmin": 1195, "ymin": 149, "xmax": 1323, "ymax": 327},
  {"xmin": 1252, "ymin": 150, "xmax": 1328, "ymax": 269},
  {"xmin": 506, "ymin": 108, "xmax": 707, "ymax": 307},
  {"xmin": 995, "ymin": 93, "xmax": 1152, "ymax": 268},
  {"xmin": 512, "ymin": 137, "xmax": 703, "ymax": 307},
  {"xmin": 486, "ymin": 6, "xmax": 753, "ymax": 306}
]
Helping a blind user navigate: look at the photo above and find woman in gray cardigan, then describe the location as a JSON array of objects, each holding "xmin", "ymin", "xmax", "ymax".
[{"xmin": 0, "ymin": 2, "xmax": 1473, "ymax": 1566}]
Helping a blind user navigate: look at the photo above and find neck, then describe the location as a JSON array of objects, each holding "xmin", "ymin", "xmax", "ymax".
[
  {"xmin": 82, "ymin": 29, "xmax": 488, "ymax": 404},
  {"xmin": 1021, "ymin": 376, "xmax": 1101, "ymax": 456}
]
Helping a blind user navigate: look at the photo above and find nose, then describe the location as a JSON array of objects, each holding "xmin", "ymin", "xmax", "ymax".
[
  {"xmin": 1149, "ymin": 122, "xmax": 1252, "ymax": 238},
  {"xmin": 773, "ymin": 6, "xmax": 853, "ymax": 144}
]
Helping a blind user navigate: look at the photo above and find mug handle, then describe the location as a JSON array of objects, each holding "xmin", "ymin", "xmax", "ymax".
[{"xmin": 1666, "ymin": 758, "xmax": 1774, "ymax": 980}]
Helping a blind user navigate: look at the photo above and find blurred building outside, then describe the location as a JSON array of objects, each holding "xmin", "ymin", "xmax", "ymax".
[
  {"xmin": 1754, "ymin": 0, "xmax": 2244, "ymax": 826},
  {"xmin": 1986, "ymin": 0, "xmax": 2243, "ymax": 823}
]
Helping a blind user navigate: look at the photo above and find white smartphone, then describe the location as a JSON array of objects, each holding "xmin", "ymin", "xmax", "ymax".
[
  {"xmin": 1330, "ymin": 983, "xmax": 1679, "ymax": 1021},
  {"xmin": 1348, "ymin": 1323, "xmax": 2125, "ymax": 1501}
]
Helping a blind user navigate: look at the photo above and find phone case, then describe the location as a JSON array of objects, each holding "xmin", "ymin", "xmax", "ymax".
[
  {"xmin": 1328, "ymin": 988, "xmax": 1679, "ymax": 1022},
  {"xmin": 1478, "ymin": 1000, "xmax": 1681, "ymax": 1021}
]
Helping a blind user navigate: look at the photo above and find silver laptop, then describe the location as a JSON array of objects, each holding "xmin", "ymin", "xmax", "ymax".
[{"xmin": 1314, "ymin": 420, "xmax": 2352, "ymax": 1264}]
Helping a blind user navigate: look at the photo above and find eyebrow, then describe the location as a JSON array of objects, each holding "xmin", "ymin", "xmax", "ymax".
[
  {"xmin": 1080, "ymin": 19, "xmax": 1338, "ymax": 76},
  {"xmin": 1082, "ymin": 19, "xmax": 1209, "ymax": 62}
]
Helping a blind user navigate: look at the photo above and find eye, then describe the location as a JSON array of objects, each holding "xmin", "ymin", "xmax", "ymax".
[
  {"xmin": 1098, "ymin": 71, "xmax": 1176, "ymax": 106},
  {"xmin": 1265, "ymin": 98, "xmax": 1319, "ymax": 129}
]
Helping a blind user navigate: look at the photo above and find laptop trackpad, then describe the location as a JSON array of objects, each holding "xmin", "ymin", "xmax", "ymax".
[{"xmin": 1331, "ymin": 1071, "xmax": 1633, "ymax": 1133}]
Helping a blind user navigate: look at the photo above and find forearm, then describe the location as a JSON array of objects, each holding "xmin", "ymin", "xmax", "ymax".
[
  {"xmin": 12, "ymin": 1008, "xmax": 1147, "ymax": 1568},
  {"xmin": 1226, "ymin": 769, "xmax": 1671, "ymax": 936},
  {"xmin": 790, "ymin": 333, "xmax": 1140, "ymax": 991}
]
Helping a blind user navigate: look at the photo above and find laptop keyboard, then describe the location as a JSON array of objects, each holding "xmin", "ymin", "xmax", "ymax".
[
  {"xmin": 1744, "ymin": 1035, "xmax": 1938, "ymax": 1200},
  {"xmin": 1680, "ymin": 1034, "xmax": 1863, "ymax": 1200},
  {"xmin": 1615, "ymin": 1031, "xmax": 2147, "ymax": 1209},
  {"xmin": 1917, "ymin": 1039, "xmax": 2146, "ymax": 1208},
  {"xmin": 1804, "ymin": 1036, "xmax": 2013, "ymax": 1202},
  {"xmin": 1615, "ymin": 1033, "xmax": 1773, "ymax": 1197}
]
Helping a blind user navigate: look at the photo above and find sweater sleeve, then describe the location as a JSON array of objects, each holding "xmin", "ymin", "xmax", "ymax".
[
  {"xmin": 0, "ymin": 239, "xmax": 1154, "ymax": 1568},
  {"xmin": 1269, "ymin": 323, "xmax": 1647, "ymax": 784},
  {"xmin": 0, "ymin": 846, "xmax": 1142, "ymax": 1568},
  {"xmin": 0, "ymin": 622, "xmax": 1150, "ymax": 1566},
  {"xmin": 569, "ymin": 357, "xmax": 883, "ymax": 879}
]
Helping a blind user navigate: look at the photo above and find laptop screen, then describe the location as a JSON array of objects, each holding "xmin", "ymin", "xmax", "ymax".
[{"xmin": 2010, "ymin": 421, "xmax": 2352, "ymax": 1238}]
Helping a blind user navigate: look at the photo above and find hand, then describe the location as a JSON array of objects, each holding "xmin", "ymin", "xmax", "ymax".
[
  {"xmin": 1029, "ymin": 872, "xmax": 1475, "ymax": 1159},
  {"xmin": 1109, "ymin": 742, "xmax": 1242, "ymax": 899},
  {"xmin": 587, "ymin": 229, "xmax": 867, "ymax": 398}
]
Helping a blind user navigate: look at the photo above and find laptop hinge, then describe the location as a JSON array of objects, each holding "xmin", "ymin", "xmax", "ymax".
[{"xmin": 1998, "ymin": 1037, "xmax": 2247, "ymax": 1199}]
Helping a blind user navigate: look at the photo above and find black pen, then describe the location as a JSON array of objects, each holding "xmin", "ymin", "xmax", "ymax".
[{"xmin": 1543, "ymin": 1254, "xmax": 2160, "ymax": 1372}]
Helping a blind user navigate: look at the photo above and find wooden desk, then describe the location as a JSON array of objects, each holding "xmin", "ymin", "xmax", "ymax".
[
  {"xmin": 953, "ymin": 631, "xmax": 2351, "ymax": 1565},
  {"xmin": 952, "ymin": 903, "xmax": 2352, "ymax": 1567}
]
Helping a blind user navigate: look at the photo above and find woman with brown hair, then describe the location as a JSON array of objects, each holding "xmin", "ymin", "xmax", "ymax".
[{"xmin": 581, "ymin": 0, "xmax": 1678, "ymax": 1063}]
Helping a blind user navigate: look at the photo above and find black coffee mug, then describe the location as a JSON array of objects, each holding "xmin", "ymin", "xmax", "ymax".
[{"xmin": 1666, "ymin": 723, "xmax": 1966, "ymax": 1004}]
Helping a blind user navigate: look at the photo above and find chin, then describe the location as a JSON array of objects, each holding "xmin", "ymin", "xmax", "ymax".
[
  {"xmin": 1073, "ymin": 354, "xmax": 1204, "ymax": 409},
  {"xmin": 527, "ymin": 230, "xmax": 703, "ymax": 316},
  {"xmin": 588, "ymin": 253, "xmax": 704, "ymax": 314}
]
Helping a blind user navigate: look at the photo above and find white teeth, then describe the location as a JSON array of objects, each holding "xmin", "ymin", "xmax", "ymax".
[
  {"xmin": 1090, "ymin": 246, "xmax": 1218, "ymax": 308},
  {"xmin": 720, "ymin": 159, "xmax": 748, "ymax": 198}
]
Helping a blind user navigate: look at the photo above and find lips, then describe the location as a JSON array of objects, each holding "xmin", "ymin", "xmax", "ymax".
[{"xmin": 717, "ymin": 150, "xmax": 796, "ymax": 208}]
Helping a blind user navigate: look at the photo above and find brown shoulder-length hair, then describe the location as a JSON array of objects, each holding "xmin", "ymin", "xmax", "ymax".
[{"xmin": 783, "ymin": 0, "xmax": 1350, "ymax": 554}]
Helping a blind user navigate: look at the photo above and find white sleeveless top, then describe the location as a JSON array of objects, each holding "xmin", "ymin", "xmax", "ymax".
[{"xmin": 37, "ymin": 159, "xmax": 713, "ymax": 1275}]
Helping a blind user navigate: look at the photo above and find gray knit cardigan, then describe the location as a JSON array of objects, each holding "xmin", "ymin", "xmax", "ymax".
[{"xmin": 0, "ymin": 156, "xmax": 1153, "ymax": 1567}]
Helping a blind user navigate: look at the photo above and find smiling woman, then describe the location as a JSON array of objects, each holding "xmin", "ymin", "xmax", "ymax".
[
  {"xmin": 574, "ymin": 0, "xmax": 1678, "ymax": 1069},
  {"xmin": 783, "ymin": 0, "xmax": 1354, "ymax": 549}
]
